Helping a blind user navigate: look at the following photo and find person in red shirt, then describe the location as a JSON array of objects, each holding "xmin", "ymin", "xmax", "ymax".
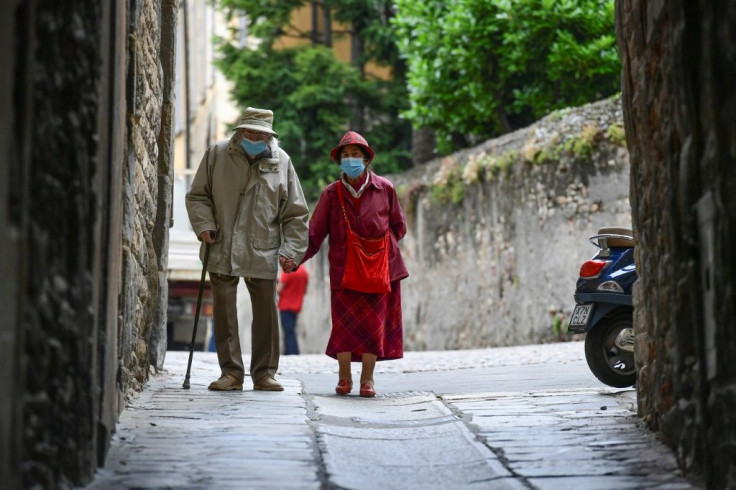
[
  {"xmin": 277, "ymin": 265, "xmax": 309, "ymax": 355},
  {"xmin": 300, "ymin": 131, "xmax": 409, "ymax": 397}
]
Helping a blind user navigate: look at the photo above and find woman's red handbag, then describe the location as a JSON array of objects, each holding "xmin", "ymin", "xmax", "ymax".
[{"xmin": 336, "ymin": 182, "xmax": 391, "ymax": 294}]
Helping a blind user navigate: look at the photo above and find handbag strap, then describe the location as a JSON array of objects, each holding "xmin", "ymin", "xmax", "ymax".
[
  {"xmin": 335, "ymin": 182, "xmax": 352, "ymax": 229},
  {"xmin": 336, "ymin": 182, "xmax": 389, "ymax": 242}
]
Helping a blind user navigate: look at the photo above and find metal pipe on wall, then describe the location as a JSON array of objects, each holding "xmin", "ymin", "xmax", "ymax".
[{"xmin": 182, "ymin": 0, "xmax": 191, "ymax": 170}]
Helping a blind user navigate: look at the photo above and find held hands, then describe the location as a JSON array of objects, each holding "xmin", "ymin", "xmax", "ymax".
[
  {"xmin": 199, "ymin": 230, "xmax": 216, "ymax": 244},
  {"xmin": 279, "ymin": 255, "xmax": 298, "ymax": 273}
]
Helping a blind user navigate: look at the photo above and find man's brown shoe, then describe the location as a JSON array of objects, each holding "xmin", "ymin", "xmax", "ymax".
[
  {"xmin": 253, "ymin": 375, "xmax": 284, "ymax": 391},
  {"xmin": 208, "ymin": 374, "xmax": 243, "ymax": 391}
]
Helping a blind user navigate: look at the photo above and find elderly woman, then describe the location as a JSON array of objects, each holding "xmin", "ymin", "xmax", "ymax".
[{"xmin": 301, "ymin": 131, "xmax": 408, "ymax": 397}]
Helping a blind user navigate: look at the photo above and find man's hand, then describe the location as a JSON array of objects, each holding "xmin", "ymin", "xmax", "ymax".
[
  {"xmin": 279, "ymin": 255, "xmax": 297, "ymax": 273},
  {"xmin": 200, "ymin": 230, "xmax": 216, "ymax": 244}
]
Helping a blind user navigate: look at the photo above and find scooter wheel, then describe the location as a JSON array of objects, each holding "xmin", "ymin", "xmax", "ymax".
[{"xmin": 584, "ymin": 312, "xmax": 636, "ymax": 388}]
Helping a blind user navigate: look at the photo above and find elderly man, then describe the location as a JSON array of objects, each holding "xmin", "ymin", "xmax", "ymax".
[{"xmin": 186, "ymin": 107, "xmax": 309, "ymax": 391}]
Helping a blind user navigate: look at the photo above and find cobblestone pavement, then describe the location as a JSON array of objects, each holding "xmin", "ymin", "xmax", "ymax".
[
  {"xmin": 86, "ymin": 342, "xmax": 697, "ymax": 489},
  {"xmin": 277, "ymin": 341, "xmax": 589, "ymax": 374}
]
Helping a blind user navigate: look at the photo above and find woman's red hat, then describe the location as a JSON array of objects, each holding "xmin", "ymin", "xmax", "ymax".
[{"xmin": 329, "ymin": 131, "xmax": 376, "ymax": 164}]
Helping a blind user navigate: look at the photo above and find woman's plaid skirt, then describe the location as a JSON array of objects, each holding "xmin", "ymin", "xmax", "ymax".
[{"xmin": 326, "ymin": 281, "xmax": 403, "ymax": 362}]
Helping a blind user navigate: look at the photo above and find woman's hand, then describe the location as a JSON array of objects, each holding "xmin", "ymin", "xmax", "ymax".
[{"xmin": 279, "ymin": 255, "xmax": 297, "ymax": 273}]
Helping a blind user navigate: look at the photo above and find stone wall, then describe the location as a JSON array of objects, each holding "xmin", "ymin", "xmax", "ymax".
[
  {"xmin": 18, "ymin": 3, "xmax": 106, "ymax": 485},
  {"xmin": 120, "ymin": 0, "xmax": 175, "ymax": 398},
  {"xmin": 0, "ymin": 2, "xmax": 18, "ymax": 485},
  {"xmin": 0, "ymin": 1, "xmax": 175, "ymax": 487},
  {"xmin": 616, "ymin": 1, "xmax": 736, "ymax": 487},
  {"xmin": 294, "ymin": 96, "xmax": 631, "ymax": 354}
]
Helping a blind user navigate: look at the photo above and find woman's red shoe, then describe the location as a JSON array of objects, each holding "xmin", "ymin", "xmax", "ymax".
[
  {"xmin": 359, "ymin": 381, "xmax": 376, "ymax": 398},
  {"xmin": 335, "ymin": 378, "xmax": 352, "ymax": 395}
]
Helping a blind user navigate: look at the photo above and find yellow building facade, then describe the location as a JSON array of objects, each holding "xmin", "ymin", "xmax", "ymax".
[{"xmin": 274, "ymin": 3, "xmax": 391, "ymax": 81}]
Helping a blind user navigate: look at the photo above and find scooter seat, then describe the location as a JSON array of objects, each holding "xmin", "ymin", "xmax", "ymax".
[{"xmin": 595, "ymin": 227, "xmax": 634, "ymax": 248}]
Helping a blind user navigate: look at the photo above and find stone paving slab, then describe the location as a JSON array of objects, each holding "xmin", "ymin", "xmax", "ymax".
[
  {"xmin": 310, "ymin": 393, "xmax": 522, "ymax": 490},
  {"xmin": 526, "ymin": 475, "xmax": 694, "ymax": 490},
  {"xmin": 443, "ymin": 389, "xmax": 693, "ymax": 488},
  {"xmin": 313, "ymin": 391, "xmax": 453, "ymax": 421},
  {"xmin": 86, "ymin": 353, "xmax": 320, "ymax": 490}
]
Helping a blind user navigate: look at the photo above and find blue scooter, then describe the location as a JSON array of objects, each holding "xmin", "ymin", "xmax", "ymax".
[{"xmin": 568, "ymin": 227, "xmax": 636, "ymax": 388}]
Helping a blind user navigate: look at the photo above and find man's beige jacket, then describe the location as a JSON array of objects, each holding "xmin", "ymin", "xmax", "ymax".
[{"xmin": 185, "ymin": 136, "xmax": 309, "ymax": 279}]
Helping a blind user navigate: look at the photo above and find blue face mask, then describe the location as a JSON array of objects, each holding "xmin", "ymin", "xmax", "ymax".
[
  {"xmin": 340, "ymin": 157, "xmax": 366, "ymax": 178},
  {"xmin": 240, "ymin": 138, "xmax": 267, "ymax": 156}
]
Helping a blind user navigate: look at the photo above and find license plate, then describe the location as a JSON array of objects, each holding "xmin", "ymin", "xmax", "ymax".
[{"xmin": 569, "ymin": 304, "xmax": 593, "ymax": 327}]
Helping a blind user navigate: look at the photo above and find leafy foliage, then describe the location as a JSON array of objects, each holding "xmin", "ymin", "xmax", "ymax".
[
  {"xmin": 392, "ymin": 0, "xmax": 620, "ymax": 154},
  {"xmin": 216, "ymin": 0, "xmax": 411, "ymax": 200}
]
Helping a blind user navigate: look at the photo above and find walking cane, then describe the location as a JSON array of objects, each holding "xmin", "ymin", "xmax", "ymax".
[{"xmin": 182, "ymin": 240, "xmax": 211, "ymax": 389}]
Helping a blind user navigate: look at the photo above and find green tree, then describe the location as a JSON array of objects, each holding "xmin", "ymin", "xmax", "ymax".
[
  {"xmin": 393, "ymin": 0, "xmax": 620, "ymax": 154},
  {"xmin": 216, "ymin": 1, "xmax": 411, "ymax": 200}
]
